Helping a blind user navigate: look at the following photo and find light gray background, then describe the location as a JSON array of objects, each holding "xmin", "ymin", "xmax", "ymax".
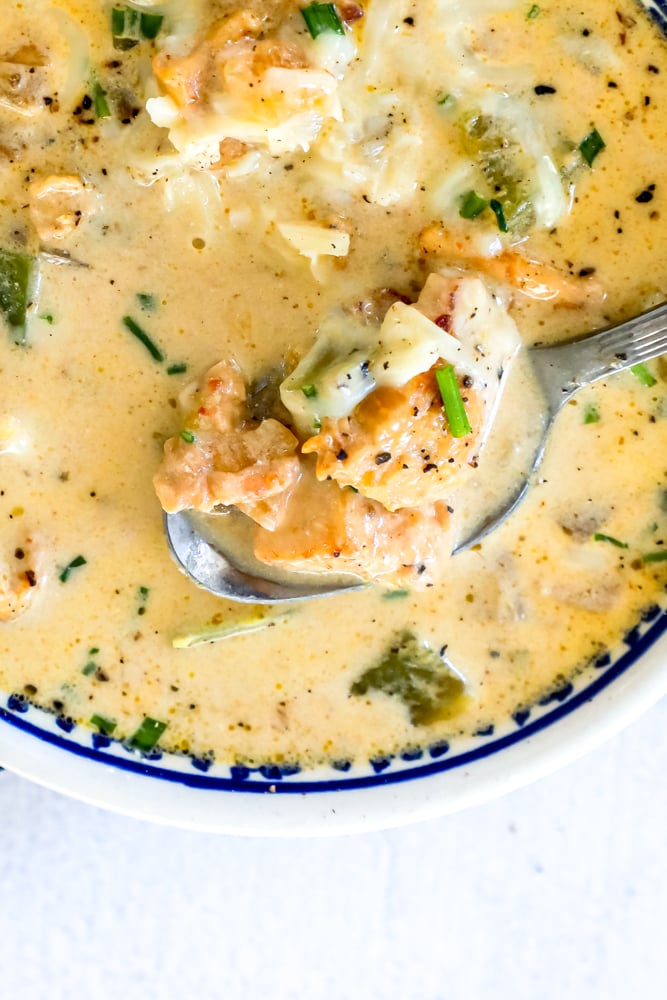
[{"xmin": 0, "ymin": 699, "xmax": 665, "ymax": 1000}]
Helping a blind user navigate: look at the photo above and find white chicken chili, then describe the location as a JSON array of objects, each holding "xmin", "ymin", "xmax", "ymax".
[{"xmin": 1, "ymin": 0, "xmax": 666, "ymax": 767}]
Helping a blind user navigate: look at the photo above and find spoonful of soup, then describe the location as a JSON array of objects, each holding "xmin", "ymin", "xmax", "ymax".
[{"xmin": 158, "ymin": 294, "xmax": 667, "ymax": 603}]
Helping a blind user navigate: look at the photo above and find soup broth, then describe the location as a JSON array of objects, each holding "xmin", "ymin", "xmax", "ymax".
[{"xmin": 1, "ymin": 0, "xmax": 666, "ymax": 767}]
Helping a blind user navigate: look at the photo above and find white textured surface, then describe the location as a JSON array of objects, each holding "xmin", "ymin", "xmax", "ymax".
[{"xmin": 0, "ymin": 700, "xmax": 665, "ymax": 1000}]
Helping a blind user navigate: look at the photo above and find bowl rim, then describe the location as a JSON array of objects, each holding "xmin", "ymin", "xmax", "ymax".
[{"xmin": 1, "ymin": 608, "xmax": 665, "ymax": 835}]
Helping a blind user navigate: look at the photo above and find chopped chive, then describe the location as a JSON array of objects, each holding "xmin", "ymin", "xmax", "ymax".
[
  {"xmin": 437, "ymin": 93, "xmax": 454, "ymax": 107},
  {"xmin": 459, "ymin": 190, "xmax": 489, "ymax": 220},
  {"xmin": 90, "ymin": 714, "xmax": 117, "ymax": 736},
  {"xmin": 436, "ymin": 365, "xmax": 472, "ymax": 438},
  {"xmin": 167, "ymin": 363, "xmax": 188, "ymax": 375},
  {"xmin": 593, "ymin": 532, "xmax": 628, "ymax": 548},
  {"xmin": 111, "ymin": 7, "xmax": 163, "ymax": 48},
  {"xmin": 59, "ymin": 555, "xmax": 87, "ymax": 583},
  {"xmin": 382, "ymin": 589, "xmax": 410, "ymax": 600},
  {"xmin": 301, "ymin": 2, "xmax": 344, "ymax": 38},
  {"xmin": 643, "ymin": 550, "xmax": 667, "ymax": 563},
  {"xmin": 301, "ymin": 384, "xmax": 318, "ymax": 398},
  {"xmin": 122, "ymin": 315, "xmax": 164, "ymax": 362},
  {"xmin": 0, "ymin": 249, "xmax": 34, "ymax": 344},
  {"xmin": 313, "ymin": 418, "xmax": 322, "ymax": 431},
  {"xmin": 136, "ymin": 292, "xmax": 156, "ymax": 311},
  {"xmin": 89, "ymin": 647, "xmax": 100, "ymax": 655},
  {"xmin": 127, "ymin": 716, "xmax": 167, "ymax": 752},
  {"xmin": 527, "ymin": 4, "xmax": 541, "ymax": 18},
  {"xmin": 180, "ymin": 429, "xmax": 195, "ymax": 444},
  {"xmin": 584, "ymin": 403, "xmax": 600, "ymax": 424},
  {"xmin": 138, "ymin": 585, "xmax": 149, "ymax": 601},
  {"xmin": 489, "ymin": 199, "xmax": 509, "ymax": 233},
  {"xmin": 139, "ymin": 12, "xmax": 164, "ymax": 39},
  {"xmin": 631, "ymin": 362, "xmax": 657, "ymax": 387},
  {"xmin": 82, "ymin": 662, "xmax": 97, "ymax": 676},
  {"xmin": 92, "ymin": 81, "xmax": 111, "ymax": 119},
  {"xmin": 579, "ymin": 128, "xmax": 605, "ymax": 166},
  {"xmin": 39, "ymin": 313, "xmax": 54, "ymax": 325}
]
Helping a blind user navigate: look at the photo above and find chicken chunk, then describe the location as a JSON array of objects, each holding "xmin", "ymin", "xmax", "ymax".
[
  {"xmin": 300, "ymin": 273, "xmax": 519, "ymax": 510},
  {"xmin": 302, "ymin": 370, "xmax": 485, "ymax": 511},
  {"xmin": 148, "ymin": 8, "xmax": 347, "ymax": 164},
  {"xmin": 29, "ymin": 175, "xmax": 97, "ymax": 244},
  {"xmin": 154, "ymin": 361, "xmax": 301, "ymax": 526},
  {"xmin": 420, "ymin": 225, "xmax": 604, "ymax": 306},
  {"xmin": 254, "ymin": 469, "xmax": 453, "ymax": 589}
]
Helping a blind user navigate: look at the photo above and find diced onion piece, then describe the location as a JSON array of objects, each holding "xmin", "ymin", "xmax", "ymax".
[{"xmin": 278, "ymin": 222, "xmax": 350, "ymax": 260}]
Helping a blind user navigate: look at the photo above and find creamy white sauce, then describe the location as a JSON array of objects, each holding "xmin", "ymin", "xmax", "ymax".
[{"xmin": 0, "ymin": 0, "xmax": 666, "ymax": 766}]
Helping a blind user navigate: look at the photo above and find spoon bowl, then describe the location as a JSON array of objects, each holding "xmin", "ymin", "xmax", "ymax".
[{"xmin": 165, "ymin": 301, "xmax": 667, "ymax": 601}]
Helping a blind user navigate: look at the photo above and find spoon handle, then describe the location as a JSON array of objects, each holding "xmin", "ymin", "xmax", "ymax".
[{"xmin": 529, "ymin": 301, "xmax": 667, "ymax": 418}]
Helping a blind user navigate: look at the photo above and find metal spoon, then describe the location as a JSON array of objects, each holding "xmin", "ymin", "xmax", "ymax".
[{"xmin": 164, "ymin": 301, "xmax": 667, "ymax": 602}]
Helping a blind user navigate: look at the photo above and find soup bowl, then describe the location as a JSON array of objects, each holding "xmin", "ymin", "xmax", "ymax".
[{"xmin": 1, "ymin": 0, "xmax": 667, "ymax": 834}]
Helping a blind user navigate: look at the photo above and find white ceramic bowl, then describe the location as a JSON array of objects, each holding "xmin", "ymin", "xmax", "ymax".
[{"xmin": 1, "ymin": 0, "xmax": 666, "ymax": 835}]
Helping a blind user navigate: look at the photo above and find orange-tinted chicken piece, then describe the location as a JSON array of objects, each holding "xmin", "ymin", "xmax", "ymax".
[
  {"xmin": 254, "ymin": 469, "xmax": 452, "ymax": 589},
  {"xmin": 154, "ymin": 361, "xmax": 301, "ymax": 525}
]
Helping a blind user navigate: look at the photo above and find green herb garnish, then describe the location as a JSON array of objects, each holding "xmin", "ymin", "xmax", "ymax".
[
  {"xmin": 92, "ymin": 80, "xmax": 111, "ymax": 119},
  {"xmin": 350, "ymin": 632, "xmax": 469, "ymax": 726},
  {"xmin": 584, "ymin": 403, "xmax": 600, "ymax": 424},
  {"xmin": 436, "ymin": 365, "xmax": 472, "ymax": 438},
  {"xmin": 82, "ymin": 662, "xmax": 97, "ymax": 676},
  {"xmin": 90, "ymin": 714, "xmax": 117, "ymax": 735},
  {"xmin": 59, "ymin": 555, "xmax": 87, "ymax": 583},
  {"xmin": 122, "ymin": 315, "xmax": 164, "ymax": 362},
  {"xmin": 39, "ymin": 313, "xmax": 55, "ymax": 325},
  {"xmin": 579, "ymin": 128, "xmax": 605, "ymax": 166},
  {"xmin": 459, "ymin": 190, "xmax": 489, "ymax": 220},
  {"xmin": 180, "ymin": 429, "xmax": 195, "ymax": 444},
  {"xmin": 631, "ymin": 362, "xmax": 657, "ymax": 387},
  {"xmin": 111, "ymin": 6, "xmax": 163, "ymax": 49},
  {"xmin": 0, "ymin": 249, "xmax": 34, "ymax": 344},
  {"xmin": 593, "ymin": 533, "xmax": 628, "ymax": 549},
  {"xmin": 301, "ymin": 2, "xmax": 344, "ymax": 38},
  {"xmin": 489, "ymin": 198, "xmax": 509, "ymax": 232},
  {"xmin": 527, "ymin": 4, "xmax": 541, "ymax": 18},
  {"xmin": 642, "ymin": 550, "xmax": 667, "ymax": 563},
  {"xmin": 382, "ymin": 589, "xmax": 410, "ymax": 600},
  {"xmin": 127, "ymin": 716, "xmax": 167, "ymax": 752},
  {"xmin": 167, "ymin": 363, "xmax": 188, "ymax": 376},
  {"xmin": 301, "ymin": 384, "xmax": 318, "ymax": 398}
]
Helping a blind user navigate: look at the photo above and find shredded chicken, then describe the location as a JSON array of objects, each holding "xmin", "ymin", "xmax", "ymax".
[
  {"xmin": 254, "ymin": 471, "xmax": 452, "ymax": 590},
  {"xmin": 420, "ymin": 225, "xmax": 604, "ymax": 306},
  {"xmin": 154, "ymin": 361, "xmax": 301, "ymax": 527}
]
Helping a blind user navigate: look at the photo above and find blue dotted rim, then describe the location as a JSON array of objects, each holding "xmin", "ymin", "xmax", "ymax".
[
  {"xmin": 1, "ymin": 607, "xmax": 666, "ymax": 794},
  {"xmin": 2, "ymin": 0, "xmax": 666, "ymax": 798}
]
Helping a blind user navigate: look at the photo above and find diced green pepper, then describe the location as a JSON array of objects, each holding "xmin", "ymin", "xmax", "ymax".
[
  {"xmin": 0, "ymin": 249, "xmax": 35, "ymax": 344},
  {"xmin": 350, "ymin": 632, "xmax": 469, "ymax": 726},
  {"xmin": 127, "ymin": 716, "xmax": 167, "ymax": 753}
]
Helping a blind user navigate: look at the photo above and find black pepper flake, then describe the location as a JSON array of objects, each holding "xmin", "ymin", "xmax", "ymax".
[
  {"xmin": 82, "ymin": 94, "xmax": 92, "ymax": 110},
  {"xmin": 375, "ymin": 452, "xmax": 392, "ymax": 465},
  {"xmin": 578, "ymin": 267, "xmax": 596, "ymax": 277},
  {"xmin": 336, "ymin": 449, "xmax": 348, "ymax": 461},
  {"xmin": 462, "ymin": 375, "xmax": 473, "ymax": 388},
  {"xmin": 636, "ymin": 188, "xmax": 655, "ymax": 203},
  {"xmin": 423, "ymin": 463, "xmax": 438, "ymax": 473},
  {"xmin": 648, "ymin": 64, "xmax": 660, "ymax": 74},
  {"xmin": 24, "ymin": 569, "xmax": 37, "ymax": 587},
  {"xmin": 332, "ymin": 549, "xmax": 341, "ymax": 558},
  {"xmin": 403, "ymin": 16, "xmax": 415, "ymax": 25},
  {"xmin": 14, "ymin": 547, "xmax": 24, "ymax": 560},
  {"xmin": 534, "ymin": 84, "xmax": 556, "ymax": 95}
]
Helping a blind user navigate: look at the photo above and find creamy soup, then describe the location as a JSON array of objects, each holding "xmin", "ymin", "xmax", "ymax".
[{"xmin": 1, "ymin": 0, "xmax": 666, "ymax": 767}]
